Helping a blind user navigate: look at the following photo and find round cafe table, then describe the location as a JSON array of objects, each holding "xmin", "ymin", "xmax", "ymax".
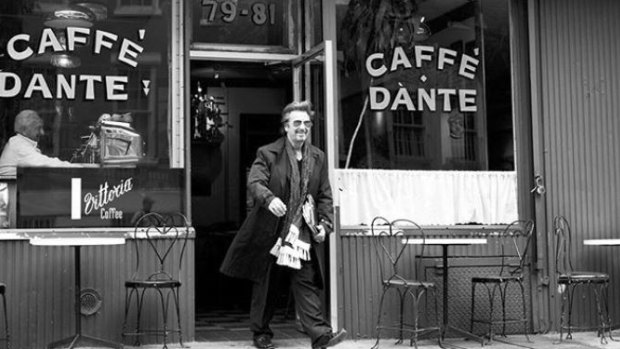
[
  {"xmin": 27, "ymin": 232, "xmax": 125, "ymax": 349},
  {"xmin": 404, "ymin": 237, "xmax": 488, "ymax": 345}
]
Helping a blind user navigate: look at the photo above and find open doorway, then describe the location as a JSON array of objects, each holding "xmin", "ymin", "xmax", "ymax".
[{"xmin": 190, "ymin": 60, "xmax": 304, "ymax": 340}]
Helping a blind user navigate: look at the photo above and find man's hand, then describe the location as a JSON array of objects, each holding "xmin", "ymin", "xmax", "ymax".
[
  {"xmin": 314, "ymin": 224, "xmax": 326, "ymax": 243},
  {"xmin": 268, "ymin": 197, "xmax": 287, "ymax": 217}
]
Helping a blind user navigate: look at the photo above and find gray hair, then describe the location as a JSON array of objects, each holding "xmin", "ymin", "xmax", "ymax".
[
  {"xmin": 281, "ymin": 100, "xmax": 314, "ymax": 124},
  {"xmin": 14, "ymin": 110, "xmax": 42, "ymax": 135}
]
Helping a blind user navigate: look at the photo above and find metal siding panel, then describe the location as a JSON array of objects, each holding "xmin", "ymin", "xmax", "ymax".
[
  {"xmin": 0, "ymin": 238, "xmax": 194, "ymax": 349},
  {"xmin": 537, "ymin": 0, "xmax": 620, "ymax": 330},
  {"xmin": 359, "ymin": 236, "xmax": 371, "ymax": 337},
  {"xmin": 339, "ymin": 231, "xmax": 529, "ymax": 338}
]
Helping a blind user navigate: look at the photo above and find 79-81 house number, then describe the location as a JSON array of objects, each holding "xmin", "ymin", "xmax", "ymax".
[{"xmin": 201, "ymin": 0, "xmax": 276, "ymax": 25}]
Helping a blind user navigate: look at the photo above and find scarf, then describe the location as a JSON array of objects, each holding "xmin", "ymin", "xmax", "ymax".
[{"xmin": 269, "ymin": 139, "xmax": 315, "ymax": 269}]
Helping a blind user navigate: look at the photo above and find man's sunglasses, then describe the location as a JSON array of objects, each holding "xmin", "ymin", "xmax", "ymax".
[{"xmin": 291, "ymin": 120, "xmax": 313, "ymax": 127}]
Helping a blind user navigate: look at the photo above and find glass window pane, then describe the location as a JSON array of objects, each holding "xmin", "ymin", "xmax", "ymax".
[
  {"xmin": 190, "ymin": 0, "xmax": 297, "ymax": 49},
  {"xmin": 0, "ymin": 1, "xmax": 171, "ymax": 167},
  {"xmin": 336, "ymin": 0, "xmax": 514, "ymax": 171},
  {"xmin": 0, "ymin": 1, "xmax": 182, "ymax": 228}
]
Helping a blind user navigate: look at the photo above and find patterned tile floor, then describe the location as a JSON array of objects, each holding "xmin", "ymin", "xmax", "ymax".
[{"xmin": 194, "ymin": 309, "xmax": 305, "ymax": 342}]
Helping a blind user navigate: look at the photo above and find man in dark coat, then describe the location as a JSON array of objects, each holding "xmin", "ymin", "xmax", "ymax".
[{"xmin": 220, "ymin": 101, "xmax": 346, "ymax": 349}]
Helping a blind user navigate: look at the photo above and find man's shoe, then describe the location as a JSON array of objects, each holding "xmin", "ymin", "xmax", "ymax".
[
  {"xmin": 324, "ymin": 329, "xmax": 347, "ymax": 348},
  {"xmin": 253, "ymin": 335, "xmax": 275, "ymax": 349}
]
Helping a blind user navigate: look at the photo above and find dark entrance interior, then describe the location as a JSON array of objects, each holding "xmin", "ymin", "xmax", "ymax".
[{"xmin": 190, "ymin": 60, "xmax": 302, "ymax": 340}]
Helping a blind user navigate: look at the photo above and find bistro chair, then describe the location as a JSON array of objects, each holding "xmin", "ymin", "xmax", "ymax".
[
  {"xmin": 121, "ymin": 212, "xmax": 190, "ymax": 349},
  {"xmin": 370, "ymin": 216, "xmax": 441, "ymax": 349},
  {"xmin": 469, "ymin": 219, "xmax": 534, "ymax": 342},
  {"xmin": 553, "ymin": 215, "xmax": 612, "ymax": 344}
]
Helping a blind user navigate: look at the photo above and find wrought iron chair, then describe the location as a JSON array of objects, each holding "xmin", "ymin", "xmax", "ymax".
[
  {"xmin": 553, "ymin": 215, "xmax": 612, "ymax": 344},
  {"xmin": 121, "ymin": 212, "xmax": 190, "ymax": 349},
  {"xmin": 469, "ymin": 219, "xmax": 534, "ymax": 342},
  {"xmin": 370, "ymin": 216, "xmax": 441, "ymax": 349}
]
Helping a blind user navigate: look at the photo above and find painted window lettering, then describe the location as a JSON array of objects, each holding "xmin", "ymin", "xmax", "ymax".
[
  {"xmin": 365, "ymin": 46, "xmax": 480, "ymax": 112},
  {"xmin": 0, "ymin": 27, "xmax": 144, "ymax": 100},
  {"xmin": 83, "ymin": 177, "xmax": 134, "ymax": 216}
]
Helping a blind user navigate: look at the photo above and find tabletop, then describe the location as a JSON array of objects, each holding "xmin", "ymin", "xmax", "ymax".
[
  {"xmin": 23, "ymin": 232, "xmax": 126, "ymax": 246},
  {"xmin": 583, "ymin": 239, "xmax": 620, "ymax": 246},
  {"xmin": 402, "ymin": 238, "xmax": 488, "ymax": 245}
]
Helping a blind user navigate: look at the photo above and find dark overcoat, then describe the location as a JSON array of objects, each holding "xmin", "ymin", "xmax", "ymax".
[{"xmin": 220, "ymin": 137, "xmax": 334, "ymax": 285}]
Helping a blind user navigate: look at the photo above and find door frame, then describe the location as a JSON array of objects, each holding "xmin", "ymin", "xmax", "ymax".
[{"xmin": 189, "ymin": 39, "xmax": 341, "ymax": 327}]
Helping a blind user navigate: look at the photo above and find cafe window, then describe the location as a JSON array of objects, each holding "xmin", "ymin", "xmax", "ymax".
[
  {"xmin": 336, "ymin": 0, "xmax": 513, "ymax": 171},
  {"xmin": 334, "ymin": 0, "xmax": 519, "ymax": 226},
  {"xmin": 0, "ymin": 1, "xmax": 185, "ymax": 228}
]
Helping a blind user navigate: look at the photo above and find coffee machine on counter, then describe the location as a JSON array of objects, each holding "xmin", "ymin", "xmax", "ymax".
[{"xmin": 72, "ymin": 112, "xmax": 143, "ymax": 165}]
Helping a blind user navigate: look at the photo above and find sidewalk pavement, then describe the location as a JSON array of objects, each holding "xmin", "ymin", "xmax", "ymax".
[{"xmin": 120, "ymin": 331, "xmax": 620, "ymax": 349}]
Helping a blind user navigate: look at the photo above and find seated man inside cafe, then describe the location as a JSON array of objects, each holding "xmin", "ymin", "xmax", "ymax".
[{"xmin": 0, "ymin": 109, "xmax": 77, "ymax": 176}]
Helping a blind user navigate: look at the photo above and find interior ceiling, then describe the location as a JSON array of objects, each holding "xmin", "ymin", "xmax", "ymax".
[
  {"xmin": 190, "ymin": 61, "xmax": 291, "ymax": 82},
  {"xmin": 418, "ymin": 0, "xmax": 471, "ymax": 21}
]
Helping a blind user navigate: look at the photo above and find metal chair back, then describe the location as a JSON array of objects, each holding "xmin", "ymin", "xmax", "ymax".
[
  {"xmin": 130, "ymin": 212, "xmax": 190, "ymax": 282},
  {"xmin": 553, "ymin": 215, "xmax": 574, "ymax": 276},
  {"xmin": 371, "ymin": 216, "xmax": 426, "ymax": 285},
  {"xmin": 498, "ymin": 219, "xmax": 535, "ymax": 277}
]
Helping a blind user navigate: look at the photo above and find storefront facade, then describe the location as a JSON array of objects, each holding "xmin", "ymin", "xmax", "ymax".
[{"xmin": 0, "ymin": 0, "xmax": 619, "ymax": 347}]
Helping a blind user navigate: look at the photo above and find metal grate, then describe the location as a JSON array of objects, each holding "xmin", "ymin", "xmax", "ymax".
[{"xmin": 80, "ymin": 288, "xmax": 103, "ymax": 316}]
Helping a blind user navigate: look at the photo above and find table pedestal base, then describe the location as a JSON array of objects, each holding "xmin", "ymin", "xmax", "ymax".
[
  {"xmin": 48, "ymin": 333, "xmax": 122, "ymax": 349},
  {"xmin": 441, "ymin": 325, "xmax": 486, "ymax": 347}
]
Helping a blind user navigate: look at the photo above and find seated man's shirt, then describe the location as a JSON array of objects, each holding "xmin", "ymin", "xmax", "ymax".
[{"xmin": 0, "ymin": 134, "xmax": 74, "ymax": 176}]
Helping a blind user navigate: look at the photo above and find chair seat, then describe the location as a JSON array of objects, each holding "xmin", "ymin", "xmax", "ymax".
[
  {"xmin": 558, "ymin": 272, "xmax": 609, "ymax": 284},
  {"xmin": 472, "ymin": 275, "xmax": 522, "ymax": 283},
  {"xmin": 384, "ymin": 279, "xmax": 435, "ymax": 288},
  {"xmin": 125, "ymin": 279, "xmax": 182, "ymax": 288}
]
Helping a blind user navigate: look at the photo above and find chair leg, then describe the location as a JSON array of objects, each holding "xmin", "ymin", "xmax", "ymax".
[
  {"xmin": 121, "ymin": 288, "xmax": 132, "ymax": 343},
  {"xmin": 397, "ymin": 289, "xmax": 406, "ymax": 344},
  {"xmin": 371, "ymin": 288, "xmax": 389, "ymax": 349},
  {"xmin": 409, "ymin": 289, "xmax": 420, "ymax": 349},
  {"xmin": 122, "ymin": 287, "xmax": 143, "ymax": 347},
  {"xmin": 487, "ymin": 284, "xmax": 497, "ymax": 341},
  {"xmin": 155, "ymin": 288, "xmax": 169, "ymax": 349},
  {"xmin": 135, "ymin": 288, "xmax": 148, "ymax": 346},
  {"xmin": 1, "ymin": 292, "xmax": 8, "ymax": 349},
  {"xmin": 470, "ymin": 282, "xmax": 477, "ymax": 333},
  {"xmin": 594, "ymin": 283, "xmax": 608, "ymax": 345},
  {"xmin": 517, "ymin": 281, "xmax": 531, "ymax": 342},
  {"xmin": 172, "ymin": 288, "xmax": 186, "ymax": 347},
  {"xmin": 566, "ymin": 284, "xmax": 575, "ymax": 340},
  {"xmin": 434, "ymin": 288, "xmax": 443, "ymax": 348},
  {"xmin": 555, "ymin": 284, "xmax": 566, "ymax": 343},
  {"xmin": 603, "ymin": 282, "xmax": 618, "ymax": 342},
  {"xmin": 500, "ymin": 283, "xmax": 508, "ymax": 337}
]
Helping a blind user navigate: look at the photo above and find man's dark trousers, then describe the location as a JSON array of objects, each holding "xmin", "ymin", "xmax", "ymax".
[{"xmin": 250, "ymin": 254, "xmax": 331, "ymax": 345}]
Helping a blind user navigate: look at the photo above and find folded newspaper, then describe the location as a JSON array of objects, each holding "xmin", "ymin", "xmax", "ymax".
[{"xmin": 302, "ymin": 194, "xmax": 319, "ymax": 238}]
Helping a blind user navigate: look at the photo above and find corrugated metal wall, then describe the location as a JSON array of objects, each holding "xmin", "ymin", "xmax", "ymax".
[
  {"xmin": 0, "ymin": 238, "xmax": 195, "ymax": 349},
  {"xmin": 339, "ymin": 229, "xmax": 532, "ymax": 339},
  {"xmin": 534, "ymin": 0, "xmax": 620, "ymax": 331}
]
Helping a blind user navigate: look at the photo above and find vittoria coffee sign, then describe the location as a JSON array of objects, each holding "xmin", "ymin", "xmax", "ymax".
[
  {"xmin": 16, "ymin": 167, "xmax": 184, "ymax": 228},
  {"xmin": 78, "ymin": 177, "xmax": 135, "ymax": 220}
]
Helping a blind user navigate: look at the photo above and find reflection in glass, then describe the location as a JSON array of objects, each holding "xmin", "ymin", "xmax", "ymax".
[
  {"xmin": 337, "ymin": 0, "xmax": 514, "ymax": 171},
  {"xmin": 44, "ymin": 4, "xmax": 96, "ymax": 29},
  {"xmin": 0, "ymin": 0, "xmax": 172, "ymax": 167}
]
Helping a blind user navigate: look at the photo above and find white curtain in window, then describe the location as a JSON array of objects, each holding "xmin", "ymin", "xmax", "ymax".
[{"xmin": 336, "ymin": 169, "xmax": 518, "ymax": 226}]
